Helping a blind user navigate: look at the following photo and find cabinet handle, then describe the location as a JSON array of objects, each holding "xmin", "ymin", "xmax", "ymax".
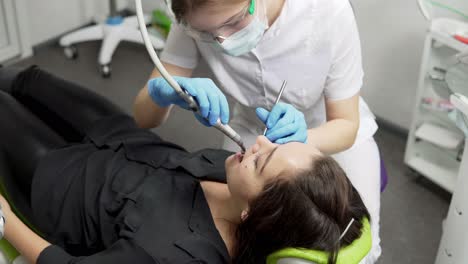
[{"xmin": 445, "ymin": 248, "xmax": 453, "ymax": 257}]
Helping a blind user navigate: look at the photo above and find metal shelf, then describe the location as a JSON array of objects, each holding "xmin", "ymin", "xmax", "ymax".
[
  {"xmin": 430, "ymin": 18, "xmax": 468, "ymax": 52},
  {"xmin": 405, "ymin": 17, "xmax": 467, "ymax": 192},
  {"xmin": 407, "ymin": 141, "xmax": 460, "ymax": 193},
  {"xmin": 415, "ymin": 122, "xmax": 463, "ymax": 150}
]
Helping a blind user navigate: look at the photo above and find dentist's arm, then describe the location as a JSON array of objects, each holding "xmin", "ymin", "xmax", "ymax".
[
  {"xmin": 307, "ymin": 93, "xmax": 360, "ymax": 154},
  {"xmin": 134, "ymin": 63, "xmax": 230, "ymax": 128},
  {"xmin": 133, "ymin": 63, "xmax": 193, "ymax": 128}
]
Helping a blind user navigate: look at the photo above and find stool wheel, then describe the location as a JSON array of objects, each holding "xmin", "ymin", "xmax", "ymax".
[
  {"xmin": 100, "ymin": 64, "xmax": 111, "ymax": 78},
  {"xmin": 63, "ymin": 45, "xmax": 78, "ymax": 60}
]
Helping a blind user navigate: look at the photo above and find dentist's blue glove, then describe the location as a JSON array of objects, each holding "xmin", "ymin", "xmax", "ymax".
[
  {"xmin": 147, "ymin": 76, "xmax": 230, "ymax": 126},
  {"xmin": 256, "ymin": 103, "xmax": 308, "ymax": 144}
]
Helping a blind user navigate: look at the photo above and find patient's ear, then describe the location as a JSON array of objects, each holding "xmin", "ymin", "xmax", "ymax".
[{"xmin": 241, "ymin": 210, "xmax": 248, "ymax": 221}]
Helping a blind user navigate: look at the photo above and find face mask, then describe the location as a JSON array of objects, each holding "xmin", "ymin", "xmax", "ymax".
[{"xmin": 212, "ymin": 1, "xmax": 268, "ymax": 56}]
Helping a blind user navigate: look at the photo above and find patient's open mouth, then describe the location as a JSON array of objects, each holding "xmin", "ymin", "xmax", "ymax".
[{"xmin": 235, "ymin": 152, "xmax": 244, "ymax": 162}]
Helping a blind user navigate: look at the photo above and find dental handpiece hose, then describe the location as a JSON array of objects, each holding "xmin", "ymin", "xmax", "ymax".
[{"xmin": 135, "ymin": 0, "xmax": 246, "ymax": 153}]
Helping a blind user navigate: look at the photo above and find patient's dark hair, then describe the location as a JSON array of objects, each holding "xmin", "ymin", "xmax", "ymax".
[{"xmin": 232, "ymin": 155, "xmax": 370, "ymax": 264}]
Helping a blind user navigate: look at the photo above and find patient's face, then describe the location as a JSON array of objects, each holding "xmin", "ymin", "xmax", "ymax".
[{"xmin": 225, "ymin": 136, "xmax": 321, "ymax": 204}]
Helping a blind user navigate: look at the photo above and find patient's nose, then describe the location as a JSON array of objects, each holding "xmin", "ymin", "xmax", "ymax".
[
  {"xmin": 255, "ymin": 135, "xmax": 275, "ymax": 150},
  {"xmin": 250, "ymin": 136, "xmax": 275, "ymax": 156}
]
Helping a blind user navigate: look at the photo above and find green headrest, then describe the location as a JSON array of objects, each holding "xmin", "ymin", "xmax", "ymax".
[
  {"xmin": 0, "ymin": 182, "xmax": 20, "ymax": 261},
  {"xmin": 266, "ymin": 218, "xmax": 372, "ymax": 264},
  {"xmin": 0, "ymin": 174, "xmax": 41, "ymax": 261}
]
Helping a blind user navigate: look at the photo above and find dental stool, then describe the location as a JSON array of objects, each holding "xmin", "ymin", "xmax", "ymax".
[{"xmin": 59, "ymin": 0, "xmax": 165, "ymax": 78}]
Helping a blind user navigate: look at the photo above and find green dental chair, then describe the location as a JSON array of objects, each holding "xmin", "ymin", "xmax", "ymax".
[
  {"xmin": 0, "ymin": 151, "xmax": 38, "ymax": 263},
  {"xmin": 0, "ymin": 151, "xmax": 371, "ymax": 264},
  {"xmin": 267, "ymin": 218, "xmax": 371, "ymax": 264}
]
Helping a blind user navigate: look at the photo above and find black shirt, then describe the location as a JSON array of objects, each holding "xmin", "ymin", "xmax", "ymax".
[{"xmin": 31, "ymin": 115, "xmax": 233, "ymax": 264}]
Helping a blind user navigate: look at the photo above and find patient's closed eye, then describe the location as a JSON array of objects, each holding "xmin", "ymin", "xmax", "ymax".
[{"xmin": 254, "ymin": 154, "xmax": 261, "ymax": 168}]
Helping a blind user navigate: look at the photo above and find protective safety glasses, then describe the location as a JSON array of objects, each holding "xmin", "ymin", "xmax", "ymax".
[{"xmin": 183, "ymin": 0, "xmax": 256, "ymax": 43}]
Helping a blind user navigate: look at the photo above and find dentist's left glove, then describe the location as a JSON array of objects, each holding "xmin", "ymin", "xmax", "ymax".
[
  {"xmin": 148, "ymin": 77, "xmax": 230, "ymax": 126},
  {"xmin": 256, "ymin": 103, "xmax": 308, "ymax": 144}
]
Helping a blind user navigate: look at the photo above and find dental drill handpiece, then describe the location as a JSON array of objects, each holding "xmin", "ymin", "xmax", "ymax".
[
  {"xmin": 177, "ymin": 90, "xmax": 246, "ymax": 153},
  {"xmin": 175, "ymin": 92, "xmax": 246, "ymax": 153},
  {"xmin": 135, "ymin": 0, "xmax": 246, "ymax": 153}
]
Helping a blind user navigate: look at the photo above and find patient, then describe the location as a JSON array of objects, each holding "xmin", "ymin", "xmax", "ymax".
[{"xmin": 0, "ymin": 66, "xmax": 369, "ymax": 264}]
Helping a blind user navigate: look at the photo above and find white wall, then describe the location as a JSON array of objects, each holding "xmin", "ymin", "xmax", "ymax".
[
  {"xmin": 352, "ymin": 0, "xmax": 428, "ymax": 130},
  {"xmin": 26, "ymin": 0, "xmax": 89, "ymax": 45},
  {"xmin": 25, "ymin": 0, "xmax": 129, "ymax": 46},
  {"xmin": 352, "ymin": 0, "xmax": 468, "ymax": 130},
  {"xmin": 0, "ymin": 2, "xmax": 9, "ymax": 48}
]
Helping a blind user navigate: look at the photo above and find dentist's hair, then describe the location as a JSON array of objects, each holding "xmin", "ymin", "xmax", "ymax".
[
  {"xmin": 171, "ymin": 0, "xmax": 247, "ymax": 22},
  {"xmin": 232, "ymin": 155, "xmax": 370, "ymax": 264}
]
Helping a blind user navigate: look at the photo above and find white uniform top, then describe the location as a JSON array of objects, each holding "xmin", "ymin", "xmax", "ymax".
[{"xmin": 161, "ymin": 0, "xmax": 378, "ymax": 150}]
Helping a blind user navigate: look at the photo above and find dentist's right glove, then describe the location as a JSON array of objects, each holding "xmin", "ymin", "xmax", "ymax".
[{"xmin": 147, "ymin": 77, "xmax": 230, "ymax": 126}]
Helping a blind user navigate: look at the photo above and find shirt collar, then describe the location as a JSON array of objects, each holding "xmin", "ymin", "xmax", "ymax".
[
  {"xmin": 173, "ymin": 184, "xmax": 231, "ymax": 262},
  {"xmin": 189, "ymin": 184, "xmax": 230, "ymax": 260}
]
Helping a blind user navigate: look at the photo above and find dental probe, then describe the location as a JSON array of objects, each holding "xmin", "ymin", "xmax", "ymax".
[
  {"xmin": 263, "ymin": 80, "xmax": 287, "ymax": 136},
  {"xmin": 135, "ymin": 0, "xmax": 246, "ymax": 153}
]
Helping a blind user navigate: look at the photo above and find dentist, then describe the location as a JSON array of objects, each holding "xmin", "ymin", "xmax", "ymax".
[{"xmin": 133, "ymin": 0, "xmax": 381, "ymax": 262}]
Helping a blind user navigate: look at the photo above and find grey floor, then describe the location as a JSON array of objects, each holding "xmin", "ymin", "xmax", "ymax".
[{"xmin": 11, "ymin": 41, "xmax": 452, "ymax": 263}]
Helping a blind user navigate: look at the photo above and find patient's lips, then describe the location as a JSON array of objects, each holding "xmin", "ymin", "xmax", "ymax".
[{"xmin": 235, "ymin": 152, "xmax": 244, "ymax": 162}]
